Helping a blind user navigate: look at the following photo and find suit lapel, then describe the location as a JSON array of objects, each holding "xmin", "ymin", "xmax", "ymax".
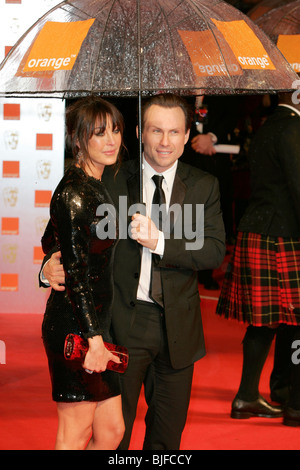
[
  {"xmin": 126, "ymin": 165, "xmax": 144, "ymax": 256},
  {"xmin": 168, "ymin": 163, "xmax": 187, "ymax": 232},
  {"xmin": 170, "ymin": 171, "xmax": 186, "ymax": 208},
  {"xmin": 127, "ymin": 169, "xmax": 140, "ymax": 207}
]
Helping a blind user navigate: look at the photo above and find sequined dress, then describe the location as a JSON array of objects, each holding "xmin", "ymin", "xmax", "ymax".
[{"xmin": 42, "ymin": 165, "xmax": 120, "ymax": 402}]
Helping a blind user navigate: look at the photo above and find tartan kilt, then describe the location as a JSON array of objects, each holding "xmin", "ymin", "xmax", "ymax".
[{"xmin": 216, "ymin": 232, "xmax": 300, "ymax": 326}]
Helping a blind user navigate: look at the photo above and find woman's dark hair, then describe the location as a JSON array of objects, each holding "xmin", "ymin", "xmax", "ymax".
[{"xmin": 66, "ymin": 95, "xmax": 125, "ymax": 174}]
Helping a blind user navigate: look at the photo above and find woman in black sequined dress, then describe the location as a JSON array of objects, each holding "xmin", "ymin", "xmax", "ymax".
[{"xmin": 42, "ymin": 97, "xmax": 125, "ymax": 450}]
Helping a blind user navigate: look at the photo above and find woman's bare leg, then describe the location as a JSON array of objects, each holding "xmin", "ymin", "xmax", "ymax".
[
  {"xmin": 55, "ymin": 395, "xmax": 124, "ymax": 450},
  {"xmin": 55, "ymin": 401, "xmax": 97, "ymax": 450},
  {"xmin": 86, "ymin": 395, "xmax": 124, "ymax": 450}
]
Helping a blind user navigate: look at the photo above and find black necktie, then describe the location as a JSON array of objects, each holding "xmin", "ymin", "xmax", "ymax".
[{"xmin": 149, "ymin": 175, "xmax": 166, "ymax": 307}]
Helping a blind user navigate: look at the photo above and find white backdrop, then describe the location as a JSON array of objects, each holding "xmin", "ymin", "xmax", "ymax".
[{"xmin": 0, "ymin": 0, "xmax": 65, "ymax": 313}]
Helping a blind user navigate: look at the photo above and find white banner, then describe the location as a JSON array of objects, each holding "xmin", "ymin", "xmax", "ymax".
[{"xmin": 0, "ymin": 0, "xmax": 64, "ymax": 313}]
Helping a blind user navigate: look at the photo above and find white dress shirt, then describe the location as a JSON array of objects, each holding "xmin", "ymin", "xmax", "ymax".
[{"xmin": 136, "ymin": 157, "xmax": 177, "ymax": 302}]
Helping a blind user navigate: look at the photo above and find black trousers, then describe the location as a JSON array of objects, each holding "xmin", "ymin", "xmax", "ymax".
[{"xmin": 118, "ymin": 301, "xmax": 194, "ymax": 450}]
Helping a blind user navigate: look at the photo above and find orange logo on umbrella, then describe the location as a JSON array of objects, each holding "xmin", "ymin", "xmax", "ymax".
[
  {"xmin": 21, "ymin": 19, "xmax": 95, "ymax": 74},
  {"xmin": 277, "ymin": 35, "xmax": 300, "ymax": 73},
  {"xmin": 212, "ymin": 19, "xmax": 276, "ymax": 71},
  {"xmin": 178, "ymin": 29, "xmax": 242, "ymax": 77}
]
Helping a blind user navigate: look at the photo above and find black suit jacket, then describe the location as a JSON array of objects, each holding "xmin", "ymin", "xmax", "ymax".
[
  {"xmin": 40, "ymin": 159, "xmax": 225, "ymax": 370},
  {"xmin": 238, "ymin": 105, "xmax": 300, "ymax": 238},
  {"xmin": 102, "ymin": 159, "xmax": 225, "ymax": 369}
]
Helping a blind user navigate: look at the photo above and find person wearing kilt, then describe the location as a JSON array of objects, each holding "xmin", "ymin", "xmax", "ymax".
[{"xmin": 216, "ymin": 92, "xmax": 300, "ymax": 426}]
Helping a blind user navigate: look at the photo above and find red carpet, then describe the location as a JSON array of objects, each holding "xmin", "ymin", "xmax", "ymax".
[{"xmin": 1, "ymin": 292, "xmax": 299, "ymax": 450}]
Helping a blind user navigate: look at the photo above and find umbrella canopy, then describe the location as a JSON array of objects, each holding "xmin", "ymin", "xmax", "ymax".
[
  {"xmin": 254, "ymin": 0, "xmax": 300, "ymax": 75},
  {"xmin": 247, "ymin": 0, "xmax": 294, "ymax": 21},
  {"xmin": 0, "ymin": 0, "xmax": 298, "ymax": 98}
]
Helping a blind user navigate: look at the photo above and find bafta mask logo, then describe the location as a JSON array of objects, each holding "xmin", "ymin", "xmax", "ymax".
[
  {"xmin": 4, "ymin": 131, "xmax": 19, "ymax": 150},
  {"xmin": 0, "ymin": 341, "xmax": 5, "ymax": 365},
  {"xmin": 3, "ymin": 187, "xmax": 18, "ymax": 207},
  {"xmin": 43, "ymin": 0, "xmax": 59, "ymax": 7},
  {"xmin": 35, "ymin": 216, "xmax": 48, "ymax": 236},
  {"xmin": 37, "ymin": 103, "xmax": 53, "ymax": 122},
  {"xmin": 9, "ymin": 17, "xmax": 20, "ymax": 35},
  {"xmin": 37, "ymin": 160, "xmax": 51, "ymax": 179},
  {"xmin": 2, "ymin": 244, "xmax": 18, "ymax": 264}
]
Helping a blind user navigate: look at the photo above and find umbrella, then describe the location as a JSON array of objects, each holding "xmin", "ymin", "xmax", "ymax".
[
  {"xmin": 0, "ymin": 0, "xmax": 298, "ymax": 200},
  {"xmin": 0, "ymin": 0, "xmax": 298, "ymax": 98},
  {"xmin": 254, "ymin": 0, "xmax": 300, "ymax": 75},
  {"xmin": 247, "ymin": 0, "xmax": 294, "ymax": 21}
]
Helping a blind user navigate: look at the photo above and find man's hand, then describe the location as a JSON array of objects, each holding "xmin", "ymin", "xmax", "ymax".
[
  {"xmin": 191, "ymin": 134, "xmax": 216, "ymax": 156},
  {"xmin": 130, "ymin": 213, "xmax": 159, "ymax": 251},
  {"xmin": 43, "ymin": 251, "xmax": 65, "ymax": 291}
]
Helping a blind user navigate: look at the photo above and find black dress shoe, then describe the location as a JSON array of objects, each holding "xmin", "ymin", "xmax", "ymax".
[
  {"xmin": 231, "ymin": 395, "xmax": 283, "ymax": 419},
  {"xmin": 270, "ymin": 388, "xmax": 289, "ymax": 406},
  {"xmin": 283, "ymin": 407, "xmax": 300, "ymax": 427}
]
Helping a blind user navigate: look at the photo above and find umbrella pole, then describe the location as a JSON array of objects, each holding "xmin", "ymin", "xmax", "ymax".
[
  {"xmin": 137, "ymin": 0, "xmax": 143, "ymax": 204},
  {"xmin": 138, "ymin": 90, "xmax": 143, "ymax": 203}
]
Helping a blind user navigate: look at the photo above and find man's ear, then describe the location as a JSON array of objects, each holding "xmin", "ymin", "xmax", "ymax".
[{"xmin": 184, "ymin": 128, "xmax": 191, "ymax": 145}]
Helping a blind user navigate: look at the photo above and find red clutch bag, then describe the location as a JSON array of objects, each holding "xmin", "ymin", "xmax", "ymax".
[{"xmin": 64, "ymin": 333, "xmax": 128, "ymax": 373}]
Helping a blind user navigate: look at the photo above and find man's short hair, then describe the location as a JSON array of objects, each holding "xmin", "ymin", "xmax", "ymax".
[{"xmin": 141, "ymin": 93, "xmax": 193, "ymax": 132}]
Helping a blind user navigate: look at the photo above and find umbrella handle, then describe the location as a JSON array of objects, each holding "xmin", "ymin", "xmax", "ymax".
[
  {"xmin": 138, "ymin": 91, "xmax": 143, "ymax": 203},
  {"xmin": 137, "ymin": 1, "xmax": 143, "ymax": 204}
]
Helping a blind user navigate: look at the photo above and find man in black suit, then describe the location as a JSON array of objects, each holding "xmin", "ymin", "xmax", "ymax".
[
  {"xmin": 41, "ymin": 94, "xmax": 225, "ymax": 449},
  {"xmin": 182, "ymin": 95, "xmax": 240, "ymax": 290}
]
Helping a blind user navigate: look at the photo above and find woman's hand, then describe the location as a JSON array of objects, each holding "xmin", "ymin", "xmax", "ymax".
[
  {"xmin": 83, "ymin": 335, "xmax": 121, "ymax": 373},
  {"xmin": 43, "ymin": 251, "xmax": 65, "ymax": 291}
]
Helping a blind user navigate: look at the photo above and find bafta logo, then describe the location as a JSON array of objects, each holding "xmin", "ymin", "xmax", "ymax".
[
  {"xmin": 9, "ymin": 17, "xmax": 20, "ymax": 35},
  {"xmin": 37, "ymin": 103, "xmax": 53, "ymax": 122},
  {"xmin": 37, "ymin": 160, "xmax": 51, "ymax": 179},
  {"xmin": 35, "ymin": 216, "xmax": 48, "ymax": 236},
  {"xmin": 2, "ymin": 244, "xmax": 17, "ymax": 264},
  {"xmin": 43, "ymin": 0, "xmax": 59, "ymax": 8},
  {"xmin": 0, "ymin": 341, "xmax": 5, "ymax": 365},
  {"xmin": 3, "ymin": 187, "xmax": 18, "ymax": 207},
  {"xmin": 4, "ymin": 130, "xmax": 19, "ymax": 150}
]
